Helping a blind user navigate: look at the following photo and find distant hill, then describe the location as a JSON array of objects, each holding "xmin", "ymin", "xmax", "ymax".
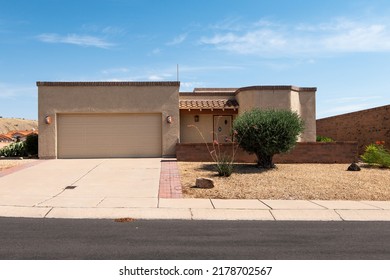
[{"xmin": 0, "ymin": 118, "xmax": 38, "ymax": 134}]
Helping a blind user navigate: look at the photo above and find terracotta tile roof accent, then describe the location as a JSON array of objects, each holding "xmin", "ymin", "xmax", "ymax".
[
  {"xmin": 179, "ymin": 99, "xmax": 239, "ymax": 110},
  {"xmin": 0, "ymin": 134, "xmax": 13, "ymax": 141},
  {"xmin": 235, "ymin": 85, "xmax": 317, "ymax": 94},
  {"xmin": 5, "ymin": 130, "xmax": 38, "ymax": 138},
  {"xmin": 36, "ymin": 81, "xmax": 180, "ymax": 87}
]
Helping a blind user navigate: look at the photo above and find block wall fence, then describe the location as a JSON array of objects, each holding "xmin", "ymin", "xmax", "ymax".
[
  {"xmin": 317, "ymin": 105, "xmax": 390, "ymax": 155},
  {"xmin": 176, "ymin": 142, "xmax": 358, "ymax": 163}
]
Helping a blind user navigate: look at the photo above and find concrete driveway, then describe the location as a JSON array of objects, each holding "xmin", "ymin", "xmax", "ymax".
[
  {"xmin": 2, "ymin": 159, "xmax": 390, "ymax": 221},
  {"xmin": 0, "ymin": 159, "xmax": 161, "ymax": 208}
]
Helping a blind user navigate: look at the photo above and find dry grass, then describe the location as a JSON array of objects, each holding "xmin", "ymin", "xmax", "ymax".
[
  {"xmin": 0, "ymin": 118, "xmax": 38, "ymax": 134},
  {"xmin": 0, "ymin": 159, "xmax": 33, "ymax": 171},
  {"xmin": 179, "ymin": 162, "xmax": 390, "ymax": 200}
]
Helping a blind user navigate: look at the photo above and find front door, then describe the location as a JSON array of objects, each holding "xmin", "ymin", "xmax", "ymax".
[{"xmin": 213, "ymin": 115, "xmax": 233, "ymax": 143}]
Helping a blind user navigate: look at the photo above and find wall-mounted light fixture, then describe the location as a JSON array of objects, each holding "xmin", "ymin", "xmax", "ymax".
[
  {"xmin": 45, "ymin": 116, "xmax": 52, "ymax": 124},
  {"xmin": 194, "ymin": 115, "xmax": 199, "ymax": 122},
  {"xmin": 166, "ymin": 115, "xmax": 172, "ymax": 124}
]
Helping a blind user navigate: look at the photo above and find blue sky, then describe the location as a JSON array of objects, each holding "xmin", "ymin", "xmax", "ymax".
[{"xmin": 1, "ymin": 0, "xmax": 390, "ymax": 120}]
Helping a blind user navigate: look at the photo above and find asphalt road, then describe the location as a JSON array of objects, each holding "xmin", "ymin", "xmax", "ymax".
[{"xmin": 0, "ymin": 217, "xmax": 389, "ymax": 259}]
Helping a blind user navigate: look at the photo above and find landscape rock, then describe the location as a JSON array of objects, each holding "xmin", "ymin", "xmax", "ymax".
[
  {"xmin": 347, "ymin": 162, "xmax": 361, "ymax": 171},
  {"xmin": 195, "ymin": 177, "xmax": 215, "ymax": 189}
]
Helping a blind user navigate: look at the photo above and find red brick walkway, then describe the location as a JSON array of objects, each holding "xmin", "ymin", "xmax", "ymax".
[{"xmin": 159, "ymin": 159, "xmax": 182, "ymax": 198}]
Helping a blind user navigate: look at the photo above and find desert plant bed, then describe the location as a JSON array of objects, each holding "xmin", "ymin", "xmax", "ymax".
[{"xmin": 179, "ymin": 162, "xmax": 390, "ymax": 200}]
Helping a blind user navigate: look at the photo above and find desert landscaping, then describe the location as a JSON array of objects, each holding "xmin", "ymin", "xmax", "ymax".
[{"xmin": 179, "ymin": 162, "xmax": 390, "ymax": 201}]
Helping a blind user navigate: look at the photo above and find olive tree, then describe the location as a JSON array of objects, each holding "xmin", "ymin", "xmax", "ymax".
[{"xmin": 233, "ymin": 109, "xmax": 304, "ymax": 169}]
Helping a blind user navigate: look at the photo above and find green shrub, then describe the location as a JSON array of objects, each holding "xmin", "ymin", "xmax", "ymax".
[
  {"xmin": 233, "ymin": 109, "xmax": 304, "ymax": 169},
  {"xmin": 25, "ymin": 133, "xmax": 38, "ymax": 156},
  {"xmin": 188, "ymin": 124, "xmax": 242, "ymax": 177},
  {"xmin": 214, "ymin": 154, "xmax": 234, "ymax": 177},
  {"xmin": 361, "ymin": 143, "xmax": 390, "ymax": 168},
  {"xmin": 316, "ymin": 135, "xmax": 334, "ymax": 142},
  {"xmin": 0, "ymin": 142, "xmax": 27, "ymax": 157}
]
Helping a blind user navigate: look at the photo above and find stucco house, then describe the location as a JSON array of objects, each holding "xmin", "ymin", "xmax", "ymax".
[{"xmin": 37, "ymin": 81, "xmax": 316, "ymax": 159}]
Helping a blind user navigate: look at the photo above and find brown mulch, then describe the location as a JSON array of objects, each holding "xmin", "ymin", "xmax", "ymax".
[{"xmin": 178, "ymin": 162, "xmax": 390, "ymax": 200}]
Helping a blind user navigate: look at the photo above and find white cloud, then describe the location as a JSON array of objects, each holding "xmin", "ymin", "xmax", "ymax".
[
  {"xmin": 318, "ymin": 95, "xmax": 387, "ymax": 118},
  {"xmin": 149, "ymin": 48, "xmax": 161, "ymax": 55},
  {"xmin": 166, "ymin": 33, "xmax": 187, "ymax": 45},
  {"xmin": 101, "ymin": 67, "xmax": 129, "ymax": 74},
  {"xmin": 324, "ymin": 96, "xmax": 382, "ymax": 104},
  {"xmin": 147, "ymin": 73, "xmax": 173, "ymax": 81},
  {"xmin": 200, "ymin": 18, "xmax": 390, "ymax": 56},
  {"xmin": 37, "ymin": 33, "xmax": 115, "ymax": 49},
  {"xmin": 322, "ymin": 24, "xmax": 390, "ymax": 52},
  {"xmin": 209, "ymin": 17, "xmax": 244, "ymax": 31},
  {"xmin": 318, "ymin": 104, "xmax": 372, "ymax": 118},
  {"xmin": 102, "ymin": 26, "xmax": 125, "ymax": 35},
  {"xmin": 0, "ymin": 83, "xmax": 35, "ymax": 99},
  {"xmin": 81, "ymin": 24, "xmax": 125, "ymax": 36},
  {"xmin": 147, "ymin": 75, "xmax": 165, "ymax": 81},
  {"xmin": 180, "ymin": 81, "xmax": 205, "ymax": 91},
  {"xmin": 201, "ymin": 30, "xmax": 286, "ymax": 55},
  {"xmin": 179, "ymin": 65, "xmax": 244, "ymax": 72}
]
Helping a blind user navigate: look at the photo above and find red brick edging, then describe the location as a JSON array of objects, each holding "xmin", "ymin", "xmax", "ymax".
[
  {"xmin": 176, "ymin": 142, "xmax": 358, "ymax": 163},
  {"xmin": 159, "ymin": 159, "xmax": 182, "ymax": 198}
]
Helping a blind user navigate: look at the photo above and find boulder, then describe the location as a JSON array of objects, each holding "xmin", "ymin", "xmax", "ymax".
[
  {"xmin": 347, "ymin": 162, "xmax": 361, "ymax": 171},
  {"xmin": 195, "ymin": 177, "xmax": 215, "ymax": 189}
]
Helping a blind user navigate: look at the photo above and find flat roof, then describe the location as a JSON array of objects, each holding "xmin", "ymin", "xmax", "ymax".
[
  {"xmin": 235, "ymin": 85, "xmax": 317, "ymax": 93},
  {"xmin": 36, "ymin": 81, "xmax": 180, "ymax": 87},
  {"xmin": 181, "ymin": 85, "xmax": 316, "ymax": 96}
]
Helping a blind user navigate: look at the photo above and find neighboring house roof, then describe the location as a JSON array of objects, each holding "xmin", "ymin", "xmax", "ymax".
[
  {"xmin": 5, "ymin": 129, "xmax": 38, "ymax": 139},
  {"xmin": 0, "ymin": 134, "xmax": 13, "ymax": 142},
  {"xmin": 179, "ymin": 99, "xmax": 239, "ymax": 110}
]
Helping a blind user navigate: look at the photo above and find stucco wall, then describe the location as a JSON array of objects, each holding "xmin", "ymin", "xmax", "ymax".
[
  {"xmin": 180, "ymin": 113, "xmax": 214, "ymax": 143},
  {"xmin": 38, "ymin": 82, "xmax": 179, "ymax": 159},
  {"xmin": 179, "ymin": 110, "xmax": 238, "ymax": 143},
  {"xmin": 299, "ymin": 91, "xmax": 316, "ymax": 142},
  {"xmin": 236, "ymin": 86, "xmax": 316, "ymax": 142}
]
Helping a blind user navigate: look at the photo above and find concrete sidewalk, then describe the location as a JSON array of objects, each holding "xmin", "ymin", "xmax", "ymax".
[{"xmin": 1, "ymin": 198, "xmax": 390, "ymax": 221}]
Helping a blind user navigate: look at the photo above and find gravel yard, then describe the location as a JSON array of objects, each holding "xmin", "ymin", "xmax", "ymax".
[
  {"xmin": 178, "ymin": 162, "xmax": 390, "ymax": 200},
  {"xmin": 0, "ymin": 159, "xmax": 33, "ymax": 171}
]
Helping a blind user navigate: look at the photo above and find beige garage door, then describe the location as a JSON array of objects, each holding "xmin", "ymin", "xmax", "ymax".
[{"xmin": 57, "ymin": 114, "xmax": 162, "ymax": 158}]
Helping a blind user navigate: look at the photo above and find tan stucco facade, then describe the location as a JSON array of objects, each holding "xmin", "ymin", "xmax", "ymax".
[
  {"xmin": 180, "ymin": 86, "xmax": 316, "ymax": 143},
  {"xmin": 38, "ymin": 82, "xmax": 180, "ymax": 159},
  {"xmin": 38, "ymin": 82, "xmax": 316, "ymax": 159},
  {"xmin": 235, "ymin": 86, "xmax": 316, "ymax": 142},
  {"xmin": 180, "ymin": 110, "xmax": 238, "ymax": 143}
]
